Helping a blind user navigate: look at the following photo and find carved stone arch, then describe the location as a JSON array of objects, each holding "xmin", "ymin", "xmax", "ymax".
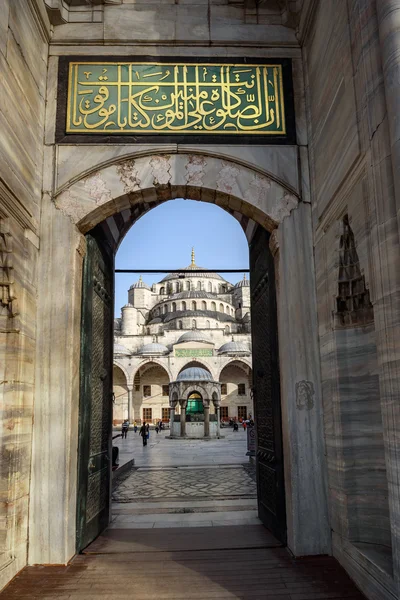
[
  {"xmin": 217, "ymin": 357, "xmax": 252, "ymax": 379},
  {"xmin": 54, "ymin": 153, "xmax": 299, "ymax": 251}
]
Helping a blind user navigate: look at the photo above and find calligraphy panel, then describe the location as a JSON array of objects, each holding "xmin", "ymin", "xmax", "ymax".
[
  {"xmin": 65, "ymin": 61, "xmax": 289, "ymax": 136},
  {"xmin": 175, "ymin": 349, "xmax": 213, "ymax": 357}
]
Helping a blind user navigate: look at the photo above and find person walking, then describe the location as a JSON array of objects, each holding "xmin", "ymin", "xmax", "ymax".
[
  {"xmin": 139, "ymin": 422, "xmax": 147, "ymax": 446},
  {"xmin": 133, "ymin": 422, "xmax": 138, "ymax": 433},
  {"xmin": 121, "ymin": 419, "xmax": 129, "ymax": 439},
  {"xmin": 146, "ymin": 422, "xmax": 150, "ymax": 442}
]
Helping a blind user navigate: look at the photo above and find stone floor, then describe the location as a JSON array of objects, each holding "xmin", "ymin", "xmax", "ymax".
[{"xmin": 0, "ymin": 430, "xmax": 366, "ymax": 599}]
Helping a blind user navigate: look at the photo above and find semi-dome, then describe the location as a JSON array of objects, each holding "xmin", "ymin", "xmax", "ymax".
[
  {"xmin": 219, "ymin": 340, "xmax": 250, "ymax": 355},
  {"xmin": 177, "ymin": 367, "xmax": 213, "ymax": 381},
  {"xmin": 176, "ymin": 330, "xmax": 213, "ymax": 344},
  {"xmin": 114, "ymin": 343, "xmax": 131, "ymax": 356},
  {"xmin": 234, "ymin": 274, "xmax": 250, "ymax": 288},
  {"xmin": 137, "ymin": 342, "xmax": 169, "ymax": 356},
  {"xmin": 129, "ymin": 275, "xmax": 151, "ymax": 290}
]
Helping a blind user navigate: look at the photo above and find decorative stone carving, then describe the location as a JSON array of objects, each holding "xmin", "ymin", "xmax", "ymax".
[
  {"xmin": 55, "ymin": 190, "xmax": 90, "ymax": 223},
  {"xmin": 116, "ymin": 160, "xmax": 141, "ymax": 194},
  {"xmin": 295, "ymin": 380, "xmax": 314, "ymax": 411},
  {"xmin": 150, "ymin": 156, "xmax": 171, "ymax": 186},
  {"xmin": 270, "ymin": 191, "xmax": 298, "ymax": 222},
  {"xmin": 84, "ymin": 172, "xmax": 112, "ymax": 205},
  {"xmin": 216, "ymin": 161, "xmax": 240, "ymax": 195},
  {"xmin": 0, "ymin": 217, "xmax": 20, "ymax": 333},
  {"xmin": 269, "ymin": 229, "xmax": 279, "ymax": 257},
  {"xmin": 186, "ymin": 155, "xmax": 207, "ymax": 186},
  {"xmin": 244, "ymin": 173, "xmax": 271, "ymax": 206}
]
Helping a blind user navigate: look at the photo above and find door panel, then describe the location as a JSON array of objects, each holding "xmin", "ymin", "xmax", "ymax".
[
  {"xmin": 76, "ymin": 231, "xmax": 114, "ymax": 552},
  {"xmin": 250, "ymin": 226, "xmax": 286, "ymax": 544}
]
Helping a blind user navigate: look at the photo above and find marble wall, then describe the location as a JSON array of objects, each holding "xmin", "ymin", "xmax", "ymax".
[
  {"xmin": 302, "ymin": 0, "xmax": 400, "ymax": 597},
  {"xmin": 0, "ymin": 0, "xmax": 49, "ymax": 591}
]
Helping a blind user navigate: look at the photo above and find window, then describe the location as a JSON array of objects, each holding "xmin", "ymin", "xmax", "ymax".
[
  {"xmin": 143, "ymin": 407, "xmax": 152, "ymax": 421},
  {"xmin": 186, "ymin": 281, "xmax": 191, "ymax": 291},
  {"xmin": 211, "ymin": 301, "xmax": 216, "ymax": 311},
  {"xmin": 176, "ymin": 282, "xmax": 180, "ymax": 292},
  {"xmin": 202, "ymin": 301, "xmax": 207, "ymax": 310},
  {"xmin": 162, "ymin": 407, "xmax": 170, "ymax": 422},
  {"xmin": 178, "ymin": 320, "xmax": 183, "ymax": 329},
  {"xmin": 172, "ymin": 302, "xmax": 176, "ymax": 311},
  {"xmin": 206, "ymin": 320, "xmax": 210, "ymax": 329},
  {"xmin": 208, "ymin": 282, "xmax": 212, "ymax": 292},
  {"xmin": 197, "ymin": 281, "xmax": 201, "ymax": 290},
  {"xmin": 238, "ymin": 406, "xmax": 247, "ymax": 420},
  {"xmin": 160, "ymin": 287, "xmax": 165, "ymax": 295},
  {"xmin": 225, "ymin": 306, "xmax": 230, "ymax": 314},
  {"xmin": 192, "ymin": 301, "xmax": 197, "ymax": 311},
  {"xmin": 219, "ymin": 303, "xmax": 224, "ymax": 312},
  {"xmin": 220, "ymin": 406, "xmax": 228, "ymax": 419},
  {"xmin": 182, "ymin": 301, "xmax": 186, "ymax": 311},
  {"xmin": 238, "ymin": 383, "xmax": 246, "ymax": 396},
  {"xmin": 143, "ymin": 385, "xmax": 151, "ymax": 397},
  {"xmin": 162, "ymin": 385, "xmax": 169, "ymax": 396},
  {"xmin": 221, "ymin": 383, "xmax": 227, "ymax": 395},
  {"xmin": 225, "ymin": 325, "xmax": 230, "ymax": 334},
  {"xmin": 164, "ymin": 304, "xmax": 168, "ymax": 314},
  {"xmin": 146, "ymin": 328, "xmax": 150, "ymax": 335},
  {"xmin": 192, "ymin": 319, "xmax": 197, "ymax": 329}
]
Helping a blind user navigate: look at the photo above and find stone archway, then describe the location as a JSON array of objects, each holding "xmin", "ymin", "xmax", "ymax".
[{"xmin": 29, "ymin": 151, "xmax": 330, "ymax": 568}]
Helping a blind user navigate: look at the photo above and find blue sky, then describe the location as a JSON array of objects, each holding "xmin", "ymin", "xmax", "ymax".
[{"xmin": 115, "ymin": 199, "xmax": 249, "ymax": 316}]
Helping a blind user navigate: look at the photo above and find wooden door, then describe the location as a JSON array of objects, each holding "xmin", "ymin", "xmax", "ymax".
[
  {"xmin": 76, "ymin": 230, "xmax": 114, "ymax": 551},
  {"xmin": 249, "ymin": 226, "xmax": 286, "ymax": 544}
]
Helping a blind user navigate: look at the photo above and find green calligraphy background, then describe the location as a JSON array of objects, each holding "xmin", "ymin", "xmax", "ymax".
[
  {"xmin": 67, "ymin": 62, "xmax": 286, "ymax": 135},
  {"xmin": 175, "ymin": 349, "xmax": 213, "ymax": 358}
]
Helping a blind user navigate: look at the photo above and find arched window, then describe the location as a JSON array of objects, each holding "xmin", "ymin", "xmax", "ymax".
[
  {"xmin": 225, "ymin": 325, "xmax": 230, "ymax": 333},
  {"xmin": 211, "ymin": 301, "xmax": 216, "ymax": 311},
  {"xmin": 192, "ymin": 319, "xmax": 197, "ymax": 329},
  {"xmin": 147, "ymin": 327, "xmax": 150, "ymax": 335},
  {"xmin": 206, "ymin": 320, "xmax": 210, "ymax": 328},
  {"xmin": 192, "ymin": 301, "xmax": 197, "ymax": 311},
  {"xmin": 164, "ymin": 304, "xmax": 168, "ymax": 314},
  {"xmin": 219, "ymin": 303, "xmax": 224, "ymax": 312},
  {"xmin": 202, "ymin": 301, "xmax": 207, "ymax": 310},
  {"xmin": 225, "ymin": 306, "xmax": 230, "ymax": 314},
  {"xmin": 186, "ymin": 281, "xmax": 191, "ymax": 291},
  {"xmin": 176, "ymin": 282, "xmax": 180, "ymax": 292},
  {"xmin": 231, "ymin": 308, "xmax": 234, "ymax": 316},
  {"xmin": 178, "ymin": 320, "xmax": 183, "ymax": 329},
  {"xmin": 172, "ymin": 302, "xmax": 176, "ymax": 312},
  {"xmin": 160, "ymin": 287, "xmax": 165, "ymax": 295},
  {"xmin": 208, "ymin": 282, "xmax": 212, "ymax": 292},
  {"xmin": 197, "ymin": 281, "xmax": 201, "ymax": 290},
  {"xmin": 182, "ymin": 301, "xmax": 186, "ymax": 311}
]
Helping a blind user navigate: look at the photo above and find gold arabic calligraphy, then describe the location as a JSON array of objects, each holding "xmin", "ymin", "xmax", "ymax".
[{"xmin": 66, "ymin": 62, "xmax": 286, "ymax": 135}]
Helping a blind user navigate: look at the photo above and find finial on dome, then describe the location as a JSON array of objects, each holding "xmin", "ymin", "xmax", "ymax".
[
  {"xmin": 243, "ymin": 273, "xmax": 247, "ymax": 281},
  {"xmin": 139, "ymin": 275, "xmax": 143, "ymax": 282},
  {"xmin": 191, "ymin": 247, "xmax": 195, "ymax": 266}
]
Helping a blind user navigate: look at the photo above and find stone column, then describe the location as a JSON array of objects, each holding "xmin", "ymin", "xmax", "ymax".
[
  {"xmin": 203, "ymin": 400, "xmax": 210, "ymax": 438},
  {"xmin": 213, "ymin": 400, "xmax": 221, "ymax": 439},
  {"xmin": 127, "ymin": 388, "xmax": 132, "ymax": 422},
  {"xmin": 170, "ymin": 405, "xmax": 175, "ymax": 431},
  {"xmin": 276, "ymin": 207, "xmax": 331, "ymax": 557},
  {"xmin": 179, "ymin": 400, "xmax": 187, "ymax": 437}
]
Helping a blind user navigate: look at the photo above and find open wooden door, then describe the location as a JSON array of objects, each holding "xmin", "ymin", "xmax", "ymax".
[
  {"xmin": 76, "ymin": 229, "xmax": 114, "ymax": 552},
  {"xmin": 249, "ymin": 226, "xmax": 287, "ymax": 544}
]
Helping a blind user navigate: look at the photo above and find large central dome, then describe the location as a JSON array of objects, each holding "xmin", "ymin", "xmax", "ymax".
[{"xmin": 160, "ymin": 248, "xmax": 224, "ymax": 282}]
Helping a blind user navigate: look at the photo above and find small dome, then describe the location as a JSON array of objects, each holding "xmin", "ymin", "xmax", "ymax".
[
  {"xmin": 137, "ymin": 342, "xmax": 169, "ymax": 356},
  {"xmin": 177, "ymin": 367, "xmax": 213, "ymax": 381},
  {"xmin": 234, "ymin": 274, "xmax": 250, "ymax": 288},
  {"xmin": 176, "ymin": 331, "xmax": 213, "ymax": 344},
  {"xmin": 219, "ymin": 341, "xmax": 250, "ymax": 355},
  {"xmin": 129, "ymin": 275, "xmax": 151, "ymax": 290},
  {"xmin": 114, "ymin": 343, "xmax": 131, "ymax": 356},
  {"xmin": 122, "ymin": 303, "xmax": 134, "ymax": 308}
]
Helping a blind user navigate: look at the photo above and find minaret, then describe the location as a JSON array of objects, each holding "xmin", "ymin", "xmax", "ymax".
[{"xmin": 191, "ymin": 247, "xmax": 196, "ymax": 266}]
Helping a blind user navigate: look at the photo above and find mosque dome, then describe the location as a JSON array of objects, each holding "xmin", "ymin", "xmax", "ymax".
[
  {"xmin": 160, "ymin": 248, "xmax": 224, "ymax": 282},
  {"xmin": 176, "ymin": 330, "xmax": 213, "ymax": 344},
  {"xmin": 129, "ymin": 275, "xmax": 151, "ymax": 290},
  {"xmin": 234, "ymin": 274, "xmax": 250, "ymax": 288},
  {"xmin": 177, "ymin": 367, "xmax": 213, "ymax": 381},
  {"xmin": 114, "ymin": 343, "xmax": 131, "ymax": 356},
  {"xmin": 137, "ymin": 342, "xmax": 169, "ymax": 356},
  {"xmin": 218, "ymin": 340, "xmax": 250, "ymax": 355}
]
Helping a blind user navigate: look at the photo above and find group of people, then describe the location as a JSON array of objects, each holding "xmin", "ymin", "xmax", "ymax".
[{"xmin": 120, "ymin": 419, "xmax": 165, "ymax": 446}]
